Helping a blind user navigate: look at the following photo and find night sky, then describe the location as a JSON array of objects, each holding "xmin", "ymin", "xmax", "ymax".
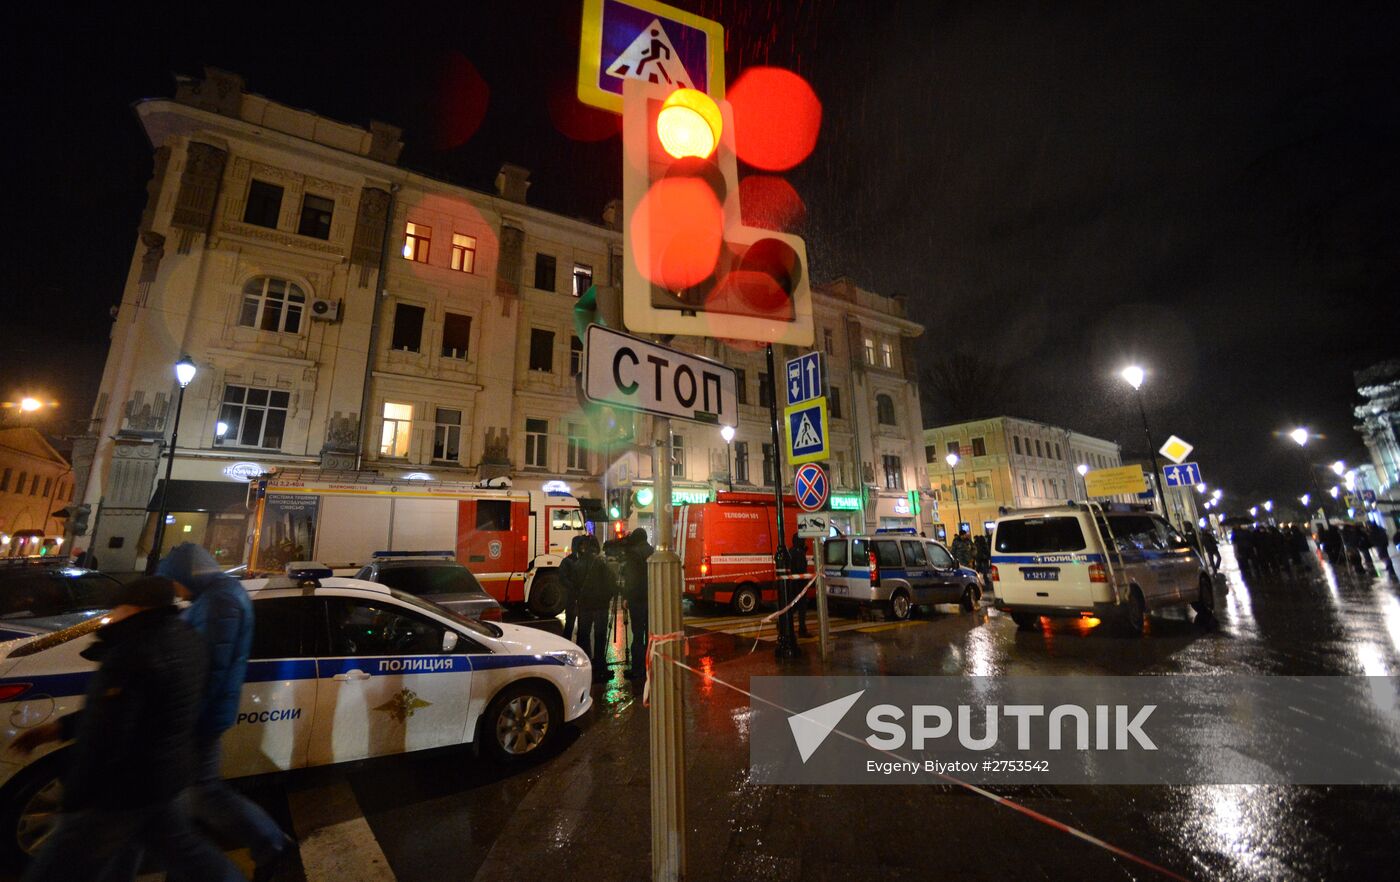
[{"xmin": 4, "ymin": 0, "xmax": 1396, "ymax": 508}]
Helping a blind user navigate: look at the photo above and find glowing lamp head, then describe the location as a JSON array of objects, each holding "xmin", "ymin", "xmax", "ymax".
[
  {"xmin": 945, "ymin": 452, "xmax": 960, "ymax": 469},
  {"xmin": 720, "ymin": 425, "xmax": 736, "ymax": 443},
  {"xmin": 1077, "ymin": 463, "xmax": 1089, "ymax": 476},
  {"xmin": 18, "ymin": 397, "xmax": 41, "ymax": 412},
  {"xmin": 1249, "ymin": 506, "xmax": 1258, "ymax": 516},
  {"xmin": 1196, "ymin": 483, "xmax": 1207, "ymax": 494},
  {"xmin": 1263, "ymin": 500, "xmax": 1273, "ymax": 512},
  {"xmin": 657, "ymin": 88, "xmax": 722, "ymax": 159},
  {"xmin": 1329, "ymin": 486, "xmax": 1340, "ymax": 499},
  {"xmin": 1300, "ymin": 494, "xmax": 1310, "ymax": 506},
  {"xmin": 174, "ymin": 356, "xmax": 197, "ymax": 388},
  {"xmin": 1121, "ymin": 365, "xmax": 1145, "ymax": 390},
  {"xmin": 1289, "ymin": 428, "xmax": 1309, "ymax": 447},
  {"xmin": 1330, "ymin": 461, "xmax": 1345, "ymax": 476},
  {"xmin": 1212, "ymin": 489, "xmax": 1222, "ymax": 500}
]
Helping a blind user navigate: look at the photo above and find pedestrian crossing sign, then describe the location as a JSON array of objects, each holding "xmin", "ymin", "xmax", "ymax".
[
  {"xmin": 578, "ymin": 0, "xmax": 725, "ymax": 115},
  {"xmin": 784, "ymin": 397, "xmax": 829, "ymax": 465}
]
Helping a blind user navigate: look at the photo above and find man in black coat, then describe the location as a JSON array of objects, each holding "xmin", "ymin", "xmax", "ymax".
[
  {"xmin": 14, "ymin": 576, "xmax": 240, "ymax": 882},
  {"xmin": 573, "ymin": 536, "xmax": 618, "ymax": 681},
  {"xmin": 622, "ymin": 529, "xmax": 654, "ymax": 680}
]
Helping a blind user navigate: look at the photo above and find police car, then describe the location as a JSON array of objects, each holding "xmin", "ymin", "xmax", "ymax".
[
  {"xmin": 821, "ymin": 529, "xmax": 983, "ymax": 620},
  {"xmin": 990, "ymin": 502, "xmax": 1215, "ymax": 635},
  {"xmin": 0, "ymin": 566, "xmax": 593, "ymax": 861}
]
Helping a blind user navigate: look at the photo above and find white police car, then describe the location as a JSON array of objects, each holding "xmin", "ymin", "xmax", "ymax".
[{"xmin": 0, "ymin": 567, "xmax": 592, "ymax": 860}]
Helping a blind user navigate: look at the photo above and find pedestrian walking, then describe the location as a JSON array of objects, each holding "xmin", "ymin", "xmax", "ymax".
[
  {"xmin": 1200, "ymin": 530, "xmax": 1222, "ymax": 573},
  {"xmin": 573, "ymin": 536, "xmax": 618, "ymax": 681},
  {"xmin": 559, "ymin": 535, "xmax": 587, "ymax": 642},
  {"xmin": 621, "ymin": 529, "xmax": 654, "ymax": 680},
  {"xmin": 155, "ymin": 543, "xmax": 294, "ymax": 882},
  {"xmin": 1368, "ymin": 521, "xmax": 1397, "ymax": 580},
  {"xmin": 788, "ymin": 533, "xmax": 810, "ymax": 638},
  {"xmin": 13, "ymin": 576, "xmax": 241, "ymax": 882}
]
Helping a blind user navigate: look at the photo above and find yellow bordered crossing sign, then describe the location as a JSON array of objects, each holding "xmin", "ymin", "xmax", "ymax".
[
  {"xmin": 784, "ymin": 397, "xmax": 829, "ymax": 466},
  {"xmin": 578, "ymin": 0, "xmax": 725, "ymax": 114}
]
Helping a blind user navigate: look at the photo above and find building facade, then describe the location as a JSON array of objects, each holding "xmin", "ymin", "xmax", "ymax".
[
  {"xmin": 923, "ymin": 416, "xmax": 1128, "ymax": 538},
  {"xmin": 1354, "ymin": 360, "xmax": 1399, "ymax": 525},
  {"xmin": 79, "ymin": 69, "xmax": 932, "ymax": 571},
  {"xmin": 0, "ymin": 428, "xmax": 74, "ymax": 557}
]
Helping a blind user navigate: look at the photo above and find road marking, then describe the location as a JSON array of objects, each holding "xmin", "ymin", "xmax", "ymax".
[
  {"xmin": 287, "ymin": 777, "xmax": 396, "ymax": 882},
  {"xmin": 856, "ymin": 621, "xmax": 926, "ymax": 634}
]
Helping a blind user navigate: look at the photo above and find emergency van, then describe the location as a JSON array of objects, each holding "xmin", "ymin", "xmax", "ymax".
[
  {"xmin": 246, "ymin": 470, "xmax": 586, "ymax": 616},
  {"xmin": 675, "ymin": 492, "xmax": 801, "ymax": 613}
]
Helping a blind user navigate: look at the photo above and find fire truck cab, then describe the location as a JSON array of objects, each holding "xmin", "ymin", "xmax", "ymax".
[
  {"xmin": 246, "ymin": 471, "xmax": 585, "ymax": 617},
  {"xmin": 675, "ymin": 492, "xmax": 800, "ymax": 614}
]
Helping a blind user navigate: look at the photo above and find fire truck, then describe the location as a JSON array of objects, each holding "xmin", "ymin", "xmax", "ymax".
[
  {"xmin": 246, "ymin": 470, "xmax": 585, "ymax": 616},
  {"xmin": 675, "ymin": 492, "xmax": 801, "ymax": 614}
]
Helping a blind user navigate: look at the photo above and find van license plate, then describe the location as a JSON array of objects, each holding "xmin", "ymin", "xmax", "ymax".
[
  {"xmin": 1022, "ymin": 568, "xmax": 1059, "ymax": 581},
  {"xmin": 828, "ymin": 585, "xmax": 848, "ymax": 596}
]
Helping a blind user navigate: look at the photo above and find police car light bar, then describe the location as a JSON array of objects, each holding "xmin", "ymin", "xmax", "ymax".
[
  {"xmin": 285, "ymin": 562, "xmax": 333, "ymax": 580},
  {"xmin": 370, "ymin": 550, "xmax": 456, "ymax": 559}
]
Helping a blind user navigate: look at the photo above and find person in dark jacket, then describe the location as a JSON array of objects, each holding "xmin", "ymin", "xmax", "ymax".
[
  {"xmin": 622, "ymin": 529, "xmax": 654, "ymax": 680},
  {"xmin": 1200, "ymin": 530, "xmax": 1222, "ymax": 573},
  {"xmin": 950, "ymin": 531, "xmax": 974, "ymax": 568},
  {"xmin": 559, "ymin": 534, "xmax": 588, "ymax": 642},
  {"xmin": 573, "ymin": 536, "xmax": 617, "ymax": 680},
  {"xmin": 156, "ymin": 543, "xmax": 293, "ymax": 881},
  {"xmin": 1368, "ymin": 522, "xmax": 1397, "ymax": 580},
  {"xmin": 14, "ymin": 576, "xmax": 240, "ymax": 882},
  {"xmin": 788, "ymin": 533, "xmax": 810, "ymax": 637}
]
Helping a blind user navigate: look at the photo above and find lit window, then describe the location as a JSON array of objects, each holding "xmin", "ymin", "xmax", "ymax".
[
  {"xmin": 244, "ymin": 180, "xmax": 283, "ymax": 229},
  {"xmin": 218, "ymin": 385, "xmax": 291, "ymax": 449},
  {"xmin": 239, "ymin": 278, "xmax": 306, "ymax": 334},
  {"xmin": 442, "ymin": 313, "xmax": 471, "ymax": 359},
  {"xmin": 883, "ymin": 455, "xmax": 903, "ymax": 490},
  {"xmin": 672, "ymin": 434, "xmax": 686, "ymax": 478},
  {"xmin": 403, "ymin": 222, "xmax": 430, "ymax": 262},
  {"xmin": 380, "ymin": 402, "xmax": 413, "ymax": 458},
  {"xmin": 572, "ymin": 263, "xmax": 593, "ymax": 297},
  {"xmin": 566, "ymin": 423, "xmax": 588, "ymax": 472},
  {"xmin": 864, "ymin": 338, "xmax": 876, "ymax": 365},
  {"xmin": 451, "ymin": 233, "xmax": 477, "ymax": 273},
  {"xmin": 524, "ymin": 418, "xmax": 549, "ymax": 469},
  {"xmin": 880, "ymin": 341, "xmax": 894, "ymax": 368},
  {"xmin": 433, "ymin": 408, "xmax": 461, "ymax": 462},
  {"xmin": 297, "ymin": 194, "xmax": 334, "ymax": 239}
]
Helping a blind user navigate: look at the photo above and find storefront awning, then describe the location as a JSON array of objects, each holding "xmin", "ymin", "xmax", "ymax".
[{"xmin": 146, "ymin": 480, "xmax": 250, "ymax": 513}]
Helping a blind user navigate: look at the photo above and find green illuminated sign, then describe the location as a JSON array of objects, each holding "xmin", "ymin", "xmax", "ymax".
[
  {"xmin": 672, "ymin": 488, "xmax": 711, "ymax": 505},
  {"xmin": 831, "ymin": 494, "xmax": 861, "ymax": 511},
  {"xmin": 634, "ymin": 487, "xmax": 655, "ymax": 508}
]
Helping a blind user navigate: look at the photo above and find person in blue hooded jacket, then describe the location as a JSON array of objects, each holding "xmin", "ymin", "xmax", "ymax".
[{"xmin": 157, "ymin": 543, "xmax": 295, "ymax": 881}]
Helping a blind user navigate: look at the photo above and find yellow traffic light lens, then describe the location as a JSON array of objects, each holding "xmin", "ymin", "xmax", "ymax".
[{"xmin": 657, "ymin": 88, "xmax": 722, "ymax": 159}]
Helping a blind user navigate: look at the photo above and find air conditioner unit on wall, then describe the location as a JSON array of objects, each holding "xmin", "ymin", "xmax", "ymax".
[{"xmin": 310, "ymin": 298, "xmax": 341, "ymax": 322}]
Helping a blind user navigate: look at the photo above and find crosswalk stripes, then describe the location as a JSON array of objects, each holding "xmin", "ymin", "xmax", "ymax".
[{"xmin": 684, "ymin": 612, "xmax": 928, "ymax": 642}]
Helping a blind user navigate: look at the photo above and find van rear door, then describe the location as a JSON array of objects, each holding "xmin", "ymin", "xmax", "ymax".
[{"xmin": 992, "ymin": 516, "xmax": 1096, "ymax": 609}]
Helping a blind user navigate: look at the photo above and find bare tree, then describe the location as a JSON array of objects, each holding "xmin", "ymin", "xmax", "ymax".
[{"xmin": 920, "ymin": 349, "xmax": 1025, "ymax": 425}]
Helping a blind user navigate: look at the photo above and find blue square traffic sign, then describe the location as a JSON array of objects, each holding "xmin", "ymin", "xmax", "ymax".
[
  {"xmin": 1162, "ymin": 462, "xmax": 1202, "ymax": 488},
  {"xmin": 785, "ymin": 352, "xmax": 823, "ymax": 406}
]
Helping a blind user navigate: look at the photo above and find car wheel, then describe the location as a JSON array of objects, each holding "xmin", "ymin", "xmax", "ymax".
[
  {"xmin": 483, "ymin": 683, "xmax": 561, "ymax": 761},
  {"xmin": 528, "ymin": 572, "xmax": 565, "ymax": 617},
  {"xmin": 1192, "ymin": 575, "xmax": 1216, "ymax": 620},
  {"xmin": 887, "ymin": 589, "xmax": 911, "ymax": 621},
  {"xmin": 1118, "ymin": 587, "xmax": 1146, "ymax": 637},
  {"xmin": 732, "ymin": 585, "xmax": 760, "ymax": 615},
  {"xmin": 1009, "ymin": 611, "xmax": 1040, "ymax": 630},
  {"xmin": 0, "ymin": 754, "xmax": 65, "ymax": 867},
  {"xmin": 959, "ymin": 584, "xmax": 978, "ymax": 612}
]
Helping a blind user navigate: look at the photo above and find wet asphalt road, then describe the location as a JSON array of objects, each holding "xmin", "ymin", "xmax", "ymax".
[{"xmin": 17, "ymin": 547, "xmax": 1397, "ymax": 881}]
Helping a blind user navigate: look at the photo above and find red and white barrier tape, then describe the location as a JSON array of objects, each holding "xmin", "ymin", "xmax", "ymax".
[
  {"xmin": 684, "ymin": 568, "xmax": 812, "ymax": 584},
  {"xmin": 641, "ymin": 629, "xmax": 687, "ymax": 707}
]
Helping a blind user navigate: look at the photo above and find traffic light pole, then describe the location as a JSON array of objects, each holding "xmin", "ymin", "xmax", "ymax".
[
  {"xmin": 648, "ymin": 416, "xmax": 686, "ymax": 881},
  {"xmin": 1133, "ymin": 388, "xmax": 1171, "ymax": 524},
  {"xmin": 765, "ymin": 344, "xmax": 800, "ymax": 660}
]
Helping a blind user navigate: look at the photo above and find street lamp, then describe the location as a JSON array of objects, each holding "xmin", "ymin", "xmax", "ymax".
[
  {"xmin": 1119, "ymin": 364, "xmax": 1170, "ymax": 521},
  {"xmin": 1075, "ymin": 462, "xmax": 1089, "ymax": 498},
  {"xmin": 1299, "ymin": 494, "xmax": 1310, "ymax": 507},
  {"xmin": 945, "ymin": 452, "xmax": 964, "ymax": 534},
  {"xmin": 146, "ymin": 356, "xmax": 197, "ymax": 574},
  {"xmin": 1196, "ymin": 483, "xmax": 1207, "ymax": 494},
  {"xmin": 1288, "ymin": 427, "xmax": 1309, "ymax": 447},
  {"xmin": 1263, "ymin": 500, "xmax": 1273, "ymax": 512},
  {"xmin": 719, "ymin": 425, "xmax": 735, "ymax": 493},
  {"xmin": 1330, "ymin": 461, "xmax": 1346, "ymax": 476},
  {"xmin": 1249, "ymin": 506, "xmax": 1258, "ymax": 517},
  {"xmin": 18, "ymin": 397, "xmax": 41, "ymax": 413}
]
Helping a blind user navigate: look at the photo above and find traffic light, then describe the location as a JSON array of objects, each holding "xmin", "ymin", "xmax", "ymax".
[
  {"xmin": 621, "ymin": 78, "xmax": 813, "ymax": 346},
  {"xmin": 71, "ymin": 504, "xmax": 92, "ymax": 535},
  {"xmin": 607, "ymin": 487, "xmax": 630, "ymax": 520}
]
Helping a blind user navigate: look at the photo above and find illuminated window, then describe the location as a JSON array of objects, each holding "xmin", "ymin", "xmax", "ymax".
[
  {"xmin": 524, "ymin": 418, "xmax": 549, "ymax": 469},
  {"xmin": 239, "ymin": 277, "xmax": 306, "ymax": 334},
  {"xmin": 433, "ymin": 408, "xmax": 461, "ymax": 462},
  {"xmin": 380, "ymin": 402, "xmax": 413, "ymax": 458},
  {"xmin": 883, "ymin": 455, "xmax": 903, "ymax": 490},
  {"xmin": 403, "ymin": 222, "xmax": 430, "ymax": 262},
  {"xmin": 863, "ymin": 338, "xmax": 876, "ymax": 365},
  {"xmin": 297, "ymin": 194, "xmax": 334, "ymax": 239},
  {"xmin": 880, "ymin": 341, "xmax": 894, "ymax": 369},
  {"xmin": 672, "ymin": 434, "xmax": 686, "ymax": 478},
  {"xmin": 572, "ymin": 263, "xmax": 593, "ymax": 297},
  {"xmin": 450, "ymin": 233, "xmax": 477, "ymax": 273},
  {"xmin": 441, "ymin": 313, "xmax": 471, "ymax": 359},
  {"xmin": 244, "ymin": 180, "xmax": 283, "ymax": 229},
  {"xmin": 219, "ymin": 385, "xmax": 290, "ymax": 449}
]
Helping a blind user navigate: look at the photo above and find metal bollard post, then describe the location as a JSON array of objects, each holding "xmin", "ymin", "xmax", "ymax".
[
  {"xmin": 649, "ymin": 417, "xmax": 686, "ymax": 881},
  {"xmin": 815, "ymin": 537, "xmax": 831, "ymax": 661}
]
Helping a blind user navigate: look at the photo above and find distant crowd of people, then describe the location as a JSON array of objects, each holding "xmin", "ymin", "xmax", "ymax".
[{"xmin": 1230, "ymin": 520, "xmax": 1397, "ymax": 581}]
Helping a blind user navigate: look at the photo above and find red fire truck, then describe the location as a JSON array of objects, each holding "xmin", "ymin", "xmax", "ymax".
[
  {"xmin": 675, "ymin": 492, "xmax": 801, "ymax": 614},
  {"xmin": 246, "ymin": 470, "xmax": 586, "ymax": 616}
]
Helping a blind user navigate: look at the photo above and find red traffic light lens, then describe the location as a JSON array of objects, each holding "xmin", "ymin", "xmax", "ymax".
[{"xmin": 631, "ymin": 177, "xmax": 724, "ymax": 291}]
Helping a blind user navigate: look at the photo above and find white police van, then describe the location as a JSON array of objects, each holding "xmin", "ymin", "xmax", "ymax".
[
  {"xmin": 0, "ymin": 566, "xmax": 592, "ymax": 861},
  {"xmin": 990, "ymin": 502, "xmax": 1214, "ymax": 635}
]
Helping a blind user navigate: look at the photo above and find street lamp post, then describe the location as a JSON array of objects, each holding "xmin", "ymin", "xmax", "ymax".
[
  {"xmin": 1287, "ymin": 428, "xmax": 1330, "ymax": 528},
  {"xmin": 945, "ymin": 452, "xmax": 963, "ymax": 533},
  {"xmin": 146, "ymin": 356, "xmax": 197, "ymax": 574},
  {"xmin": 1121, "ymin": 366, "xmax": 1171, "ymax": 522},
  {"xmin": 720, "ymin": 425, "xmax": 735, "ymax": 493},
  {"xmin": 1076, "ymin": 462, "xmax": 1089, "ymax": 498}
]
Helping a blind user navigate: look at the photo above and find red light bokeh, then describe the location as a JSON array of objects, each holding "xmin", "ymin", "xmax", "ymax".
[
  {"xmin": 728, "ymin": 67, "xmax": 822, "ymax": 171},
  {"xmin": 548, "ymin": 76, "xmax": 621, "ymax": 142},
  {"xmin": 432, "ymin": 53, "xmax": 489, "ymax": 150},
  {"xmin": 705, "ymin": 268, "xmax": 792, "ymax": 320},
  {"xmin": 631, "ymin": 178, "xmax": 724, "ymax": 291},
  {"xmin": 738, "ymin": 175, "xmax": 807, "ymax": 231}
]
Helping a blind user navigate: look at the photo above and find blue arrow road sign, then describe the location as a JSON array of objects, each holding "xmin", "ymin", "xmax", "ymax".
[
  {"xmin": 1162, "ymin": 462, "xmax": 1202, "ymax": 488},
  {"xmin": 785, "ymin": 352, "xmax": 823, "ymax": 406},
  {"xmin": 793, "ymin": 463, "xmax": 829, "ymax": 512}
]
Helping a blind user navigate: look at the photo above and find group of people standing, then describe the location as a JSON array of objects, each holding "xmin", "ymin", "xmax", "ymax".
[
  {"xmin": 1231, "ymin": 520, "xmax": 1397, "ymax": 580},
  {"xmin": 559, "ymin": 529, "xmax": 654, "ymax": 682}
]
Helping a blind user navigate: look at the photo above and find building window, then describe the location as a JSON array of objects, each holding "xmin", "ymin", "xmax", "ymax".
[
  {"xmin": 391, "ymin": 303, "xmax": 425, "ymax": 352},
  {"xmin": 832, "ymin": 451, "xmax": 849, "ymax": 487},
  {"xmin": 829, "ymin": 386, "xmax": 842, "ymax": 419},
  {"xmin": 442, "ymin": 312, "xmax": 471, "ymax": 359},
  {"xmin": 734, "ymin": 441, "xmax": 750, "ymax": 483},
  {"xmin": 450, "ymin": 233, "xmax": 477, "ymax": 272},
  {"xmin": 1013, "ymin": 436, "xmax": 1022, "ymax": 455},
  {"xmin": 243, "ymin": 180, "xmax": 283, "ymax": 229},
  {"xmin": 528, "ymin": 329, "xmax": 554, "ymax": 372},
  {"xmin": 946, "ymin": 440, "xmax": 959, "ymax": 457},
  {"xmin": 433, "ymin": 408, "xmax": 461, "ymax": 462},
  {"xmin": 572, "ymin": 263, "xmax": 593, "ymax": 297},
  {"xmin": 823, "ymin": 328, "xmax": 834, "ymax": 355},
  {"xmin": 570, "ymin": 335, "xmax": 583, "ymax": 377},
  {"xmin": 761, "ymin": 443, "xmax": 776, "ymax": 485},
  {"xmin": 758, "ymin": 373, "xmax": 771, "ymax": 407},
  {"xmin": 42, "ymin": 477, "xmax": 52, "ymax": 497},
  {"xmin": 380, "ymin": 402, "xmax": 413, "ymax": 458},
  {"xmin": 971, "ymin": 436, "xmax": 987, "ymax": 457},
  {"xmin": 1054, "ymin": 442, "xmax": 1062, "ymax": 460},
  {"xmin": 534, "ymin": 253, "xmax": 556, "ymax": 291},
  {"xmin": 402, "ymin": 222, "xmax": 430, "ymax": 262},
  {"xmin": 239, "ymin": 277, "xmax": 306, "ymax": 334},
  {"xmin": 15, "ymin": 472, "xmax": 26, "ymax": 495},
  {"xmin": 925, "ymin": 445, "xmax": 936, "ymax": 463},
  {"xmin": 671, "ymin": 434, "xmax": 686, "ymax": 478},
  {"xmin": 297, "ymin": 194, "xmax": 334, "ymax": 239},
  {"xmin": 29, "ymin": 476, "xmax": 38, "ymax": 496},
  {"xmin": 864, "ymin": 337, "xmax": 876, "ymax": 365},
  {"xmin": 1020, "ymin": 474, "xmax": 1028, "ymax": 496},
  {"xmin": 1034, "ymin": 439, "xmax": 1043, "ymax": 458},
  {"xmin": 880, "ymin": 341, "xmax": 894, "ymax": 369},
  {"xmin": 876, "ymin": 394, "xmax": 896, "ymax": 425},
  {"xmin": 566, "ymin": 423, "xmax": 588, "ymax": 472},
  {"xmin": 883, "ymin": 455, "xmax": 904, "ymax": 490},
  {"xmin": 219, "ymin": 385, "xmax": 291, "ymax": 449},
  {"xmin": 0, "ymin": 468, "xmax": 9, "ymax": 492},
  {"xmin": 735, "ymin": 369, "xmax": 748, "ymax": 405},
  {"xmin": 524, "ymin": 418, "xmax": 548, "ymax": 469}
]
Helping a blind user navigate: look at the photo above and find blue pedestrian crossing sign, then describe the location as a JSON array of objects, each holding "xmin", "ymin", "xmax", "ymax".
[
  {"xmin": 793, "ymin": 463, "xmax": 830, "ymax": 512},
  {"xmin": 784, "ymin": 397, "xmax": 829, "ymax": 466},
  {"xmin": 1162, "ymin": 461, "xmax": 1202, "ymax": 488},
  {"xmin": 785, "ymin": 351, "xmax": 824, "ymax": 406}
]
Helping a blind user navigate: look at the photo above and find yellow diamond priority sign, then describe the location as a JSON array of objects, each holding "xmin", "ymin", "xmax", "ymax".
[{"xmin": 1158, "ymin": 435, "xmax": 1194, "ymax": 464}]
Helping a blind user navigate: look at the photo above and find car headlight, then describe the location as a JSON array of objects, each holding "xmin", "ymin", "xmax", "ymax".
[{"xmin": 549, "ymin": 649, "xmax": 589, "ymax": 668}]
